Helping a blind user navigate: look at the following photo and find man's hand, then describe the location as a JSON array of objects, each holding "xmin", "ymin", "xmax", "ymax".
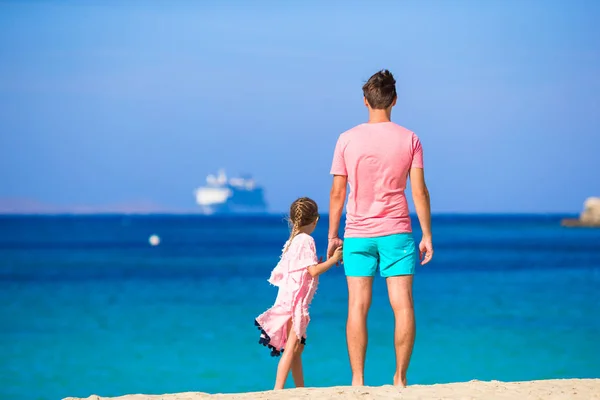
[
  {"xmin": 419, "ymin": 237, "xmax": 433, "ymax": 265},
  {"xmin": 327, "ymin": 237, "xmax": 343, "ymax": 260}
]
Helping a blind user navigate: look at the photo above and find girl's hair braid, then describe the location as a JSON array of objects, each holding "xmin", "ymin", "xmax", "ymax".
[{"xmin": 282, "ymin": 197, "xmax": 319, "ymax": 254}]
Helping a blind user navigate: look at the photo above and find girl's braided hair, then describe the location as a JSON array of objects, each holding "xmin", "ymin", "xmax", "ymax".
[{"xmin": 283, "ymin": 197, "xmax": 319, "ymax": 254}]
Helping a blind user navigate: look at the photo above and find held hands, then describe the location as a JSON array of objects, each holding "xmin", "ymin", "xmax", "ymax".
[
  {"xmin": 327, "ymin": 237, "xmax": 344, "ymax": 267},
  {"xmin": 327, "ymin": 237, "xmax": 343, "ymax": 259},
  {"xmin": 331, "ymin": 246, "xmax": 343, "ymax": 264},
  {"xmin": 419, "ymin": 237, "xmax": 434, "ymax": 265}
]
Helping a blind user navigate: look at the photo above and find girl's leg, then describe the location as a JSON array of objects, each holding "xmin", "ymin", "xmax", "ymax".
[
  {"xmin": 274, "ymin": 320, "xmax": 300, "ymax": 390},
  {"xmin": 291, "ymin": 345, "xmax": 305, "ymax": 387}
]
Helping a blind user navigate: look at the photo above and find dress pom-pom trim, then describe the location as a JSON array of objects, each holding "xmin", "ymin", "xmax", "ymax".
[{"xmin": 254, "ymin": 320, "xmax": 306, "ymax": 357}]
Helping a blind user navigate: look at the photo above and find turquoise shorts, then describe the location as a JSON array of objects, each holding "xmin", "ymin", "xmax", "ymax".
[{"xmin": 343, "ymin": 233, "xmax": 417, "ymax": 277}]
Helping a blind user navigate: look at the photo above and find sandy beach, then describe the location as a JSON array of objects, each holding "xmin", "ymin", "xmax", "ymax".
[{"xmin": 64, "ymin": 379, "xmax": 600, "ymax": 400}]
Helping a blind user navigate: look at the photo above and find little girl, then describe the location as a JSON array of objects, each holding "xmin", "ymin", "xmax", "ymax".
[{"xmin": 254, "ymin": 197, "xmax": 343, "ymax": 390}]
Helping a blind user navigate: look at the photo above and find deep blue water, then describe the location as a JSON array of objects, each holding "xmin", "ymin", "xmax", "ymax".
[{"xmin": 0, "ymin": 214, "xmax": 599, "ymax": 400}]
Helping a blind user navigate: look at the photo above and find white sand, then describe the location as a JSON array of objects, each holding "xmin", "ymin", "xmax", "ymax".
[{"xmin": 64, "ymin": 379, "xmax": 600, "ymax": 400}]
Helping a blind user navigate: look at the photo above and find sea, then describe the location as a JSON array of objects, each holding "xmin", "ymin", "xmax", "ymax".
[{"xmin": 0, "ymin": 214, "xmax": 599, "ymax": 400}]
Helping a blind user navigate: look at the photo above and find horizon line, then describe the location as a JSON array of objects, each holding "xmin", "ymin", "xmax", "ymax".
[{"xmin": 0, "ymin": 211, "xmax": 579, "ymax": 217}]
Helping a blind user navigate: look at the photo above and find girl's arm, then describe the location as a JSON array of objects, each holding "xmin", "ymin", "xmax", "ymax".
[
  {"xmin": 307, "ymin": 246, "xmax": 342, "ymax": 277},
  {"xmin": 307, "ymin": 257, "xmax": 338, "ymax": 277}
]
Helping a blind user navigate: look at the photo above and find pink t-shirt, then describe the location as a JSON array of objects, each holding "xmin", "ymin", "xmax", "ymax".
[{"xmin": 330, "ymin": 122, "xmax": 424, "ymax": 238}]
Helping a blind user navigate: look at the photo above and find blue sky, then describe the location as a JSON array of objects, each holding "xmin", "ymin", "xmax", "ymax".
[{"xmin": 1, "ymin": 0, "xmax": 599, "ymax": 213}]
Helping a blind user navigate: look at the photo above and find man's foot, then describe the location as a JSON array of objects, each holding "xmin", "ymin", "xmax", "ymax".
[
  {"xmin": 393, "ymin": 373, "xmax": 407, "ymax": 388},
  {"xmin": 351, "ymin": 378, "xmax": 364, "ymax": 387}
]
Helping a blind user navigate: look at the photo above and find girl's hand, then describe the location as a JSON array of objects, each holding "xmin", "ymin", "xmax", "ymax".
[{"xmin": 332, "ymin": 246, "xmax": 343, "ymax": 264}]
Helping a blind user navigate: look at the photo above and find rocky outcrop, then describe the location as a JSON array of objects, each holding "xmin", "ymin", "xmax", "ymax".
[{"xmin": 562, "ymin": 197, "xmax": 600, "ymax": 227}]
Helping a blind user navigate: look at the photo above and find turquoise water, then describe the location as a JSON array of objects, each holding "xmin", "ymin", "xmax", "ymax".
[{"xmin": 0, "ymin": 215, "xmax": 599, "ymax": 400}]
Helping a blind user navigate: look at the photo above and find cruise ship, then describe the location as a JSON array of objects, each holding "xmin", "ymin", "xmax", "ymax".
[{"xmin": 194, "ymin": 170, "xmax": 268, "ymax": 214}]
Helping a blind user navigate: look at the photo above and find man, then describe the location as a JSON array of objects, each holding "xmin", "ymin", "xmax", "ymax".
[{"xmin": 327, "ymin": 69, "xmax": 433, "ymax": 387}]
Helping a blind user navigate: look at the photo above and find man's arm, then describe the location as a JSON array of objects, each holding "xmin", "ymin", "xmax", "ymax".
[
  {"xmin": 328, "ymin": 175, "xmax": 347, "ymax": 259},
  {"xmin": 409, "ymin": 167, "xmax": 433, "ymax": 264}
]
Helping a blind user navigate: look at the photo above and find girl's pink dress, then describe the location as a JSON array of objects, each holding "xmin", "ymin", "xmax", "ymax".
[{"xmin": 254, "ymin": 233, "xmax": 319, "ymax": 356}]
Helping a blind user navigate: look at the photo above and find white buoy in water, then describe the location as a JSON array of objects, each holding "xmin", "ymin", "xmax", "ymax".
[{"xmin": 149, "ymin": 234, "xmax": 160, "ymax": 246}]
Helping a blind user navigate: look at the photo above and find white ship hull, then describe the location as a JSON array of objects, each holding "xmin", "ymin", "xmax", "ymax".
[{"xmin": 194, "ymin": 170, "xmax": 268, "ymax": 215}]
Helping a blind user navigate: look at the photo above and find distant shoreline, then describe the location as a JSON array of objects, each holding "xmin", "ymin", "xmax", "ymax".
[{"xmin": 561, "ymin": 218, "xmax": 600, "ymax": 228}]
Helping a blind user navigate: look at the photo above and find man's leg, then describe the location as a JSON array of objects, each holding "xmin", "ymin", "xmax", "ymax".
[
  {"xmin": 346, "ymin": 276, "xmax": 373, "ymax": 386},
  {"xmin": 386, "ymin": 275, "xmax": 415, "ymax": 387},
  {"xmin": 343, "ymin": 237, "xmax": 377, "ymax": 386},
  {"xmin": 378, "ymin": 233, "xmax": 417, "ymax": 387}
]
